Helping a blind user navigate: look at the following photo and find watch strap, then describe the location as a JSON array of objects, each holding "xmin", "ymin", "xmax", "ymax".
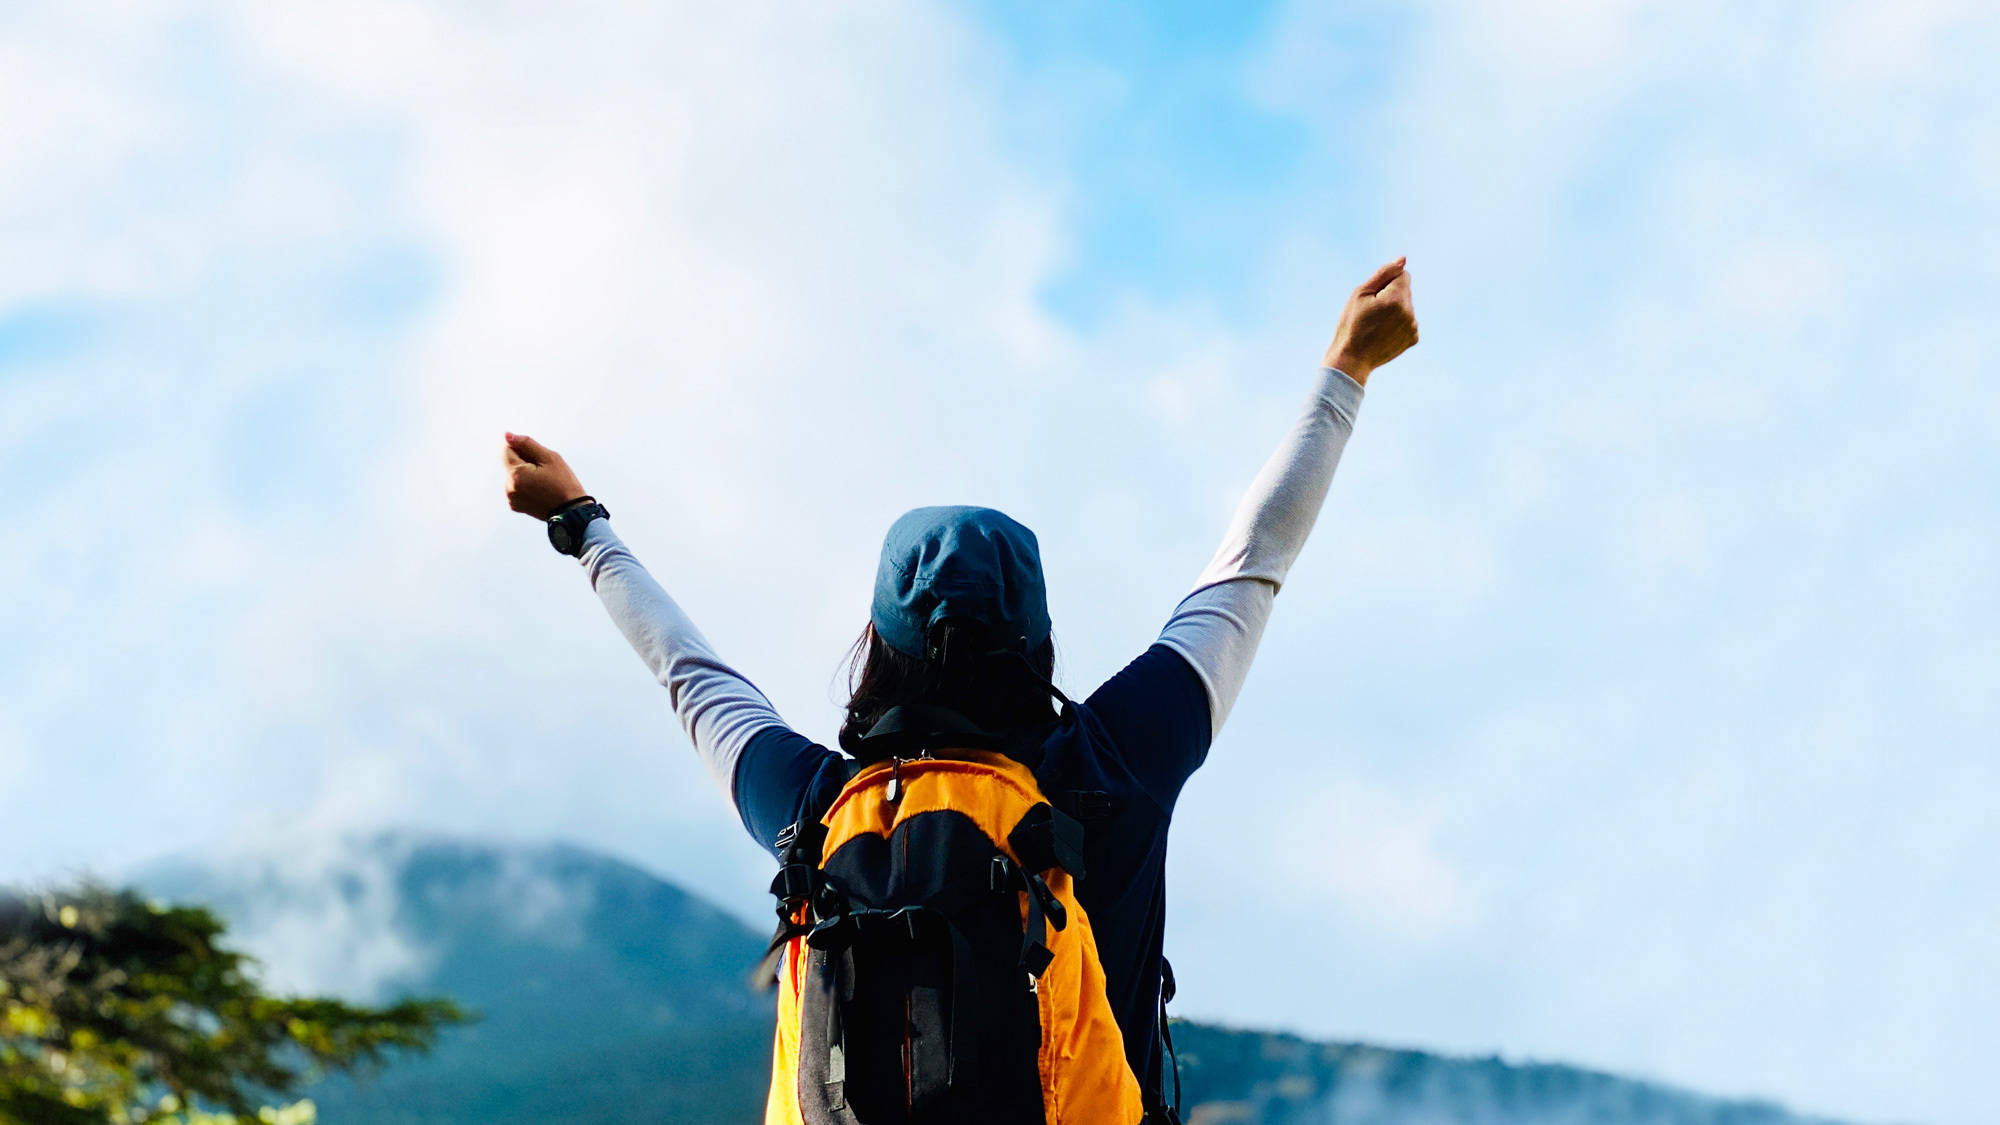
[{"xmin": 547, "ymin": 500, "xmax": 610, "ymax": 557}]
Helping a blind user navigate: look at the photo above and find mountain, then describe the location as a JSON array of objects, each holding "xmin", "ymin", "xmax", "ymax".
[
  {"xmin": 139, "ymin": 835, "xmax": 1862, "ymax": 1125},
  {"xmin": 142, "ymin": 836, "xmax": 774, "ymax": 1125}
]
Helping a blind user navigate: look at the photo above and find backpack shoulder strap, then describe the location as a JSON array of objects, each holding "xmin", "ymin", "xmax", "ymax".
[
  {"xmin": 1140, "ymin": 958, "xmax": 1184, "ymax": 1124},
  {"xmin": 749, "ymin": 757, "xmax": 857, "ymax": 989}
]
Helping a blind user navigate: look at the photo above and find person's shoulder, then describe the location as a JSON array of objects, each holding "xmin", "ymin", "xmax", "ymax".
[
  {"xmin": 1086, "ymin": 644, "xmax": 1208, "ymax": 724},
  {"xmin": 1067, "ymin": 645, "xmax": 1213, "ymax": 810},
  {"xmin": 735, "ymin": 727, "xmax": 844, "ymax": 856}
]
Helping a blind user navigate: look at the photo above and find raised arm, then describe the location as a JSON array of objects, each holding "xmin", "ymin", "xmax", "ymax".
[
  {"xmin": 502, "ymin": 433, "xmax": 789, "ymax": 797},
  {"xmin": 1157, "ymin": 258, "xmax": 1419, "ymax": 736}
]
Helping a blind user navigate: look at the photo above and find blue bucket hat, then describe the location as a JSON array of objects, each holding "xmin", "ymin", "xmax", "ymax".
[{"xmin": 871, "ymin": 506, "xmax": 1051, "ymax": 659}]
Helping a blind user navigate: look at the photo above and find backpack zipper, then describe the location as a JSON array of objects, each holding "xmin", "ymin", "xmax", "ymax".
[{"xmin": 884, "ymin": 751, "xmax": 932, "ymax": 805}]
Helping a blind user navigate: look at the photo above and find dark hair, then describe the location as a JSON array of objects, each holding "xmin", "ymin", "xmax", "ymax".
[{"xmin": 838, "ymin": 621, "xmax": 1058, "ymax": 754}]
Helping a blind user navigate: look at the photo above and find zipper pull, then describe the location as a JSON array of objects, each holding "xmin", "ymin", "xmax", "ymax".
[{"xmin": 886, "ymin": 757, "xmax": 903, "ymax": 805}]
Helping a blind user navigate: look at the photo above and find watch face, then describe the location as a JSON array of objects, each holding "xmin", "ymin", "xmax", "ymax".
[{"xmin": 550, "ymin": 521, "xmax": 574, "ymax": 552}]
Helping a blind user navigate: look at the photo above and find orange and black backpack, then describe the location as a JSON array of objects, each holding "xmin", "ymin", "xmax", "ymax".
[{"xmin": 754, "ymin": 705, "xmax": 1169, "ymax": 1124}]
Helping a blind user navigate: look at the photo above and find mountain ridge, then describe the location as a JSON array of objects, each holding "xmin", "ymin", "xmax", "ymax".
[{"xmin": 130, "ymin": 833, "xmax": 1871, "ymax": 1125}]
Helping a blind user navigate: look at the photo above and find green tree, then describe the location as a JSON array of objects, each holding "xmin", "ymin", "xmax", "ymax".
[{"xmin": 1, "ymin": 885, "xmax": 467, "ymax": 1125}]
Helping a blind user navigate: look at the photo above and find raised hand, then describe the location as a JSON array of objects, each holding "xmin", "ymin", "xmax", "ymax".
[
  {"xmin": 1322, "ymin": 257, "xmax": 1419, "ymax": 385},
  {"xmin": 502, "ymin": 432, "xmax": 588, "ymax": 520}
]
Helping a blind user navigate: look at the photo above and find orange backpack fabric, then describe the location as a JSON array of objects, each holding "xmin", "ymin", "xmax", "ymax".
[{"xmin": 763, "ymin": 749, "xmax": 1144, "ymax": 1125}]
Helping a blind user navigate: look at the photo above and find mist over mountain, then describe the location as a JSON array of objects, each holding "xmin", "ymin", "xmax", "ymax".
[{"xmin": 136, "ymin": 835, "xmax": 1871, "ymax": 1125}]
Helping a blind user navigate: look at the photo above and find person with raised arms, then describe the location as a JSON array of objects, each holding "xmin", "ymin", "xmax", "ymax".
[{"xmin": 504, "ymin": 259, "xmax": 1418, "ymax": 1125}]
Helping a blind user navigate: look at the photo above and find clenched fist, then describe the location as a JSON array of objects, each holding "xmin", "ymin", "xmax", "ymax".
[
  {"xmin": 502, "ymin": 432, "xmax": 588, "ymax": 520},
  {"xmin": 1323, "ymin": 257, "xmax": 1419, "ymax": 384}
]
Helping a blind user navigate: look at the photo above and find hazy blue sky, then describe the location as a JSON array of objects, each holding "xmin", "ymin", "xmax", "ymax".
[{"xmin": 2, "ymin": 3, "xmax": 1996, "ymax": 1123}]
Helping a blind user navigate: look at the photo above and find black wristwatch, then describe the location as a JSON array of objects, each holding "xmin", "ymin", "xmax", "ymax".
[{"xmin": 547, "ymin": 498, "xmax": 610, "ymax": 557}]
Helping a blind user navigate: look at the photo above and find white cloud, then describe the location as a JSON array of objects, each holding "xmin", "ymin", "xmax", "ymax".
[{"xmin": 148, "ymin": 833, "xmax": 437, "ymax": 1000}]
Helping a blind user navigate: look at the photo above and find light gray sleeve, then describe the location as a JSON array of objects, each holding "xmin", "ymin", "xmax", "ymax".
[
  {"xmin": 1155, "ymin": 366, "xmax": 1364, "ymax": 737},
  {"xmin": 576, "ymin": 519, "xmax": 788, "ymax": 797}
]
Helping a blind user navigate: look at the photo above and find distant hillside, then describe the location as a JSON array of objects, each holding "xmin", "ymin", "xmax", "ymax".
[
  {"xmin": 1168, "ymin": 1025, "xmax": 1848, "ymax": 1125},
  {"xmin": 139, "ymin": 835, "xmax": 1861, "ymax": 1125}
]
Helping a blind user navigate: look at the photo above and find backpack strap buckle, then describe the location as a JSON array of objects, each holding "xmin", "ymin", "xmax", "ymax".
[
  {"xmin": 1053, "ymin": 789, "xmax": 1115, "ymax": 822},
  {"xmin": 770, "ymin": 863, "xmax": 816, "ymax": 903}
]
